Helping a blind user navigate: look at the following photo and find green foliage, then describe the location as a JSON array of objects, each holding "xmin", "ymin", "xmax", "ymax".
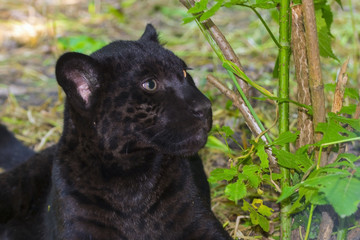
[
  {"xmin": 183, "ymin": 0, "xmax": 359, "ymax": 237},
  {"xmin": 185, "ymin": 0, "xmax": 339, "ymax": 62},
  {"xmin": 57, "ymin": 36, "xmax": 107, "ymax": 54},
  {"xmin": 242, "ymin": 199, "xmax": 273, "ymax": 232}
]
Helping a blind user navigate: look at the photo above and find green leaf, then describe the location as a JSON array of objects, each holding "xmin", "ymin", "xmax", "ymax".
[
  {"xmin": 242, "ymin": 199, "xmax": 252, "ymax": 211},
  {"xmin": 57, "ymin": 35, "xmax": 107, "ymax": 54},
  {"xmin": 208, "ymin": 167, "xmax": 238, "ymax": 183},
  {"xmin": 272, "ymin": 131, "xmax": 299, "ymax": 146},
  {"xmin": 199, "ymin": 0, "xmax": 224, "ymax": 21},
  {"xmin": 320, "ymin": 176, "xmax": 360, "ymax": 217},
  {"xmin": 289, "ymin": 187, "xmax": 310, "ymax": 213},
  {"xmin": 258, "ymin": 214, "xmax": 270, "ymax": 232},
  {"xmin": 243, "ymin": 165, "xmax": 261, "ymax": 188},
  {"xmin": 258, "ymin": 204, "xmax": 274, "ymax": 217},
  {"xmin": 308, "ymin": 191, "xmax": 328, "ymax": 206},
  {"xmin": 256, "ymin": 141, "xmax": 269, "ymax": 169},
  {"xmin": 303, "ymin": 172, "xmax": 349, "ymax": 188},
  {"xmin": 328, "ymin": 112, "xmax": 360, "ymax": 131},
  {"xmin": 315, "ymin": 118, "xmax": 358, "ymax": 146},
  {"xmin": 220, "ymin": 126, "xmax": 234, "ymax": 137},
  {"xmin": 277, "ymin": 185, "xmax": 298, "ymax": 202},
  {"xmin": 335, "ymin": 0, "xmax": 343, "ymax": 8},
  {"xmin": 188, "ymin": 0, "xmax": 208, "ymax": 13},
  {"xmin": 245, "ymin": 199, "xmax": 271, "ymax": 232},
  {"xmin": 205, "ymin": 136, "xmax": 234, "ymax": 154},
  {"xmin": 316, "ymin": 10, "xmax": 339, "ymax": 61},
  {"xmin": 271, "ymin": 173, "xmax": 282, "ymax": 180},
  {"xmin": 321, "ymin": 4, "xmax": 333, "ymax": 32},
  {"xmin": 183, "ymin": 15, "xmax": 198, "ymax": 24},
  {"xmin": 339, "ymin": 104, "xmax": 357, "ymax": 115},
  {"xmin": 336, "ymin": 153, "xmax": 360, "ymax": 163},
  {"xmin": 345, "ymin": 87, "xmax": 360, "ymax": 100},
  {"xmin": 225, "ymin": 179, "xmax": 247, "ymax": 202},
  {"xmin": 326, "ymin": 161, "xmax": 355, "ymax": 170},
  {"xmin": 273, "ymin": 148, "xmax": 313, "ymax": 172}
]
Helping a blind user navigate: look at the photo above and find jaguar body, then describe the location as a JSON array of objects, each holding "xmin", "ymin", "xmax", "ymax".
[{"xmin": 0, "ymin": 24, "xmax": 232, "ymax": 240}]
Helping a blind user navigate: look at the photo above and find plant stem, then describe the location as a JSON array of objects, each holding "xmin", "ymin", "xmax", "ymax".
[
  {"xmin": 227, "ymin": 69, "xmax": 272, "ymax": 143},
  {"xmin": 304, "ymin": 204, "xmax": 315, "ymax": 240},
  {"xmin": 278, "ymin": 0, "xmax": 291, "ymax": 239},
  {"xmin": 337, "ymin": 217, "xmax": 347, "ymax": 240}
]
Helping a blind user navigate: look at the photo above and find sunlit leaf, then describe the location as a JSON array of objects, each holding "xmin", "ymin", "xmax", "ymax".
[
  {"xmin": 205, "ymin": 135, "xmax": 234, "ymax": 154},
  {"xmin": 208, "ymin": 167, "xmax": 238, "ymax": 183},
  {"xmin": 243, "ymin": 165, "xmax": 261, "ymax": 188},
  {"xmin": 335, "ymin": 0, "xmax": 343, "ymax": 9},
  {"xmin": 336, "ymin": 153, "xmax": 360, "ymax": 163},
  {"xmin": 258, "ymin": 213, "xmax": 270, "ymax": 232},
  {"xmin": 273, "ymin": 148, "xmax": 313, "ymax": 172},
  {"xmin": 315, "ymin": 118, "xmax": 358, "ymax": 146},
  {"xmin": 321, "ymin": 4, "xmax": 333, "ymax": 32},
  {"xmin": 272, "ymin": 131, "xmax": 299, "ymax": 146},
  {"xmin": 278, "ymin": 185, "xmax": 298, "ymax": 202},
  {"xmin": 329, "ymin": 113, "xmax": 360, "ymax": 131},
  {"xmin": 339, "ymin": 104, "xmax": 357, "ymax": 115},
  {"xmin": 256, "ymin": 141, "xmax": 269, "ymax": 169},
  {"xmin": 200, "ymin": 0, "xmax": 223, "ymax": 21},
  {"xmin": 225, "ymin": 179, "xmax": 247, "ymax": 202},
  {"xmin": 344, "ymin": 87, "xmax": 360, "ymax": 100},
  {"xmin": 319, "ymin": 176, "xmax": 360, "ymax": 217},
  {"xmin": 183, "ymin": 15, "xmax": 198, "ymax": 24},
  {"xmin": 220, "ymin": 126, "xmax": 234, "ymax": 137},
  {"xmin": 316, "ymin": 10, "xmax": 339, "ymax": 61},
  {"xmin": 257, "ymin": 202, "xmax": 274, "ymax": 217},
  {"xmin": 188, "ymin": 0, "xmax": 208, "ymax": 13}
]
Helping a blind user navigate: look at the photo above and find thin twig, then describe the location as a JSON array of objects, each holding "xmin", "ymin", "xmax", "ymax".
[
  {"xmin": 207, "ymin": 74, "xmax": 277, "ymax": 167},
  {"xmin": 179, "ymin": 0, "xmax": 249, "ymax": 96}
]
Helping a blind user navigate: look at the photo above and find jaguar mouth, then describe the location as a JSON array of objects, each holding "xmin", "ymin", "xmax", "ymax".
[{"xmin": 149, "ymin": 124, "xmax": 210, "ymax": 156}]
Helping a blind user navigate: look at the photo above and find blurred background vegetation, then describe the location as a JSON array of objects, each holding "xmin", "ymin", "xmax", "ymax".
[{"xmin": 0, "ymin": 0, "xmax": 359, "ymax": 238}]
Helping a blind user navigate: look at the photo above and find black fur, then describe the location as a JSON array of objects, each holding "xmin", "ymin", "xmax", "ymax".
[
  {"xmin": 0, "ymin": 125, "xmax": 34, "ymax": 171},
  {"xmin": 0, "ymin": 24, "xmax": 232, "ymax": 240}
]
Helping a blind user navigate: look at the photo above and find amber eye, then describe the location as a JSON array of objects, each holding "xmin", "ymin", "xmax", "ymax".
[
  {"xmin": 141, "ymin": 79, "xmax": 158, "ymax": 92},
  {"xmin": 183, "ymin": 70, "xmax": 187, "ymax": 78}
]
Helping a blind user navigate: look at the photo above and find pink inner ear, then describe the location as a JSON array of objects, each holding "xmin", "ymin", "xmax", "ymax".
[
  {"xmin": 67, "ymin": 70, "xmax": 92, "ymax": 105},
  {"xmin": 77, "ymin": 82, "xmax": 91, "ymax": 105}
]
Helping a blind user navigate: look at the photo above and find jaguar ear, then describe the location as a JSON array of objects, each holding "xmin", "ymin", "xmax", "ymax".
[
  {"xmin": 139, "ymin": 24, "xmax": 159, "ymax": 43},
  {"xmin": 56, "ymin": 52, "xmax": 100, "ymax": 112}
]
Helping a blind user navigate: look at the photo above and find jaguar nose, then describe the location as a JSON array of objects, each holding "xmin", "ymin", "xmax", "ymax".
[{"xmin": 191, "ymin": 99, "xmax": 212, "ymax": 119}]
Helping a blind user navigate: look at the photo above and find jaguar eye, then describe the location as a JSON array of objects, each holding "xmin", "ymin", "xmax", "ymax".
[
  {"xmin": 141, "ymin": 79, "xmax": 158, "ymax": 92},
  {"xmin": 183, "ymin": 70, "xmax": 187, "ymax": 78}
]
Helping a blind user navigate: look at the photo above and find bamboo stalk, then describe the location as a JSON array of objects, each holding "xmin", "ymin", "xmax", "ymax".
[{"xmin": 278, "ymin": 0, "xmax": 291, "ymax": 239}]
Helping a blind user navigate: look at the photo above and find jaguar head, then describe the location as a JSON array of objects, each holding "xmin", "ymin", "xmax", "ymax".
[{"xmin": 56, "ymin": 24, "xmax": 212, "ymax": 157}]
